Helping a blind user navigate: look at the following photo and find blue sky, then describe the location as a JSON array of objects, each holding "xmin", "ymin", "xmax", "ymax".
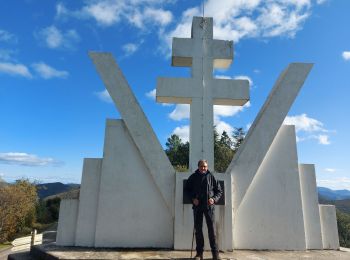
[{"xmin": 0, "ymin": 0, "xmax": 349, "ymax": 190}]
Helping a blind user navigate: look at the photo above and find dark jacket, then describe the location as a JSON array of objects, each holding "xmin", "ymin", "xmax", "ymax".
[{"xmin": 185, "ymin": 169, "xmax": 223, "ymax": 209}]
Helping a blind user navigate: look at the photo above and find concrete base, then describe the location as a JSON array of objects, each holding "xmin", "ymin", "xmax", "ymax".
[
  {"xmin": 23, "ymin": 243, "xmax": 350, "ymax": 260},
  {"xmin": 233, "ymin": 125, "xmax": 306, "ymax": 250}
]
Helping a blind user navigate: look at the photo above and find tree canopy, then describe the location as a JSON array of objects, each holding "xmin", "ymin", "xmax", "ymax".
[
  {"xmin": 0, "ymin": 179, "xmax": 37, "ymax": 242},
  {"xmin": 165, "ymin": 127, "xmax": 245, "ymax": 172}
]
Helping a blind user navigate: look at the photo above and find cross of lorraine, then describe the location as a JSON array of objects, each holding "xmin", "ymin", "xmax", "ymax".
[{"xmin": 156, "ymin": 16, "xmax": 250, "ymax": 172}]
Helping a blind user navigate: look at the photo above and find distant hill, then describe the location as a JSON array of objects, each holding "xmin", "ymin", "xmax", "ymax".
[
  {"xmin": 36, "ymin": 182, "xmax": 80, "ymax": 199},
  {"xmin": 318, "ymin": 187, "xmax": 350, "ymax": 201},
  {"xmin": 319, "ymin": 196, "xmax": 350, "ymax": 214}
]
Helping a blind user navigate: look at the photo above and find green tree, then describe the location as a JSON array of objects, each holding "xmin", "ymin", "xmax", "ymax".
[
  {"xmin": 214, "ymin": 129, "xmax": 235, "ymax": 172},
  {"xmin": 165, "ymin": 127, "xmax": 246, "ymax": 173},
  {"xmin": 165, "ymin": 134, "xmax": 189, "ymax": 171},
  {"xmin": 232, "ymin": 127, "xmax": 245, "ymax": 151},
  {"xmin": 337, "ymin": 209, "xmax": 350, "ymax": 247},
  {"xmin": 0, "ymin": 179, "xmax": 37, "ymax": 242}
]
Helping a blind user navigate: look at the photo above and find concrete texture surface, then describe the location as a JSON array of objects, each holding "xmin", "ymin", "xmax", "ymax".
[
  {"xmin": 93, "ymin": 120, "xmax": 173, "ymax": 248},
  {"xmin": 233, "ymin": 126, "xmax": 305, "ymax": 250},
  {"xmin": 320, "ymin": 205, "xmax": 340, "ymax": 249},
  {"xmin": 89, "ymin": 52, "xmax": 175, "ymax": 216},
  {"xmin": 56, "ymin": 199, "xmax": 79, "ymax": 246},
  {"xmin": 75, "ymin": 158, "xmax": 102, "ymax": 247},
  {"xmin": 299, "ymin": 164, "xmax": 323, "ymax": 249},
  {"xmin": 226, "ymin": 63, "xmax": 313, "ymax": 211}
]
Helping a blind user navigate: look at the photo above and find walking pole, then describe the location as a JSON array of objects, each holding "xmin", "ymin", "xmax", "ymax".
[
  {"xmin": 191, "ymin": 222, "xmax": 195, "ymax": 258},
  {"xmin": 190, "ymin": 207, "xmax": 197, "ymax": 259}
]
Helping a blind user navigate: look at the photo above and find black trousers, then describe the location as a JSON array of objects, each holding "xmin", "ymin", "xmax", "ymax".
[{"xmin": 193, "ymin": 206, "xmax": 218, "ymax": 254}]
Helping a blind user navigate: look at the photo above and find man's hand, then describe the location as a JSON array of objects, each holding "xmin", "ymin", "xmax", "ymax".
[
  {"xmin": 192, "ymin": 198, "xmax": 199, "ymax": 206},
  {"xmin": 208, "ymin": 198, "xmax": 214, "ymax": 205}
]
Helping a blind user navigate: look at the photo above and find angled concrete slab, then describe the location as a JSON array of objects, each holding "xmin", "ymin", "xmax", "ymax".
[
  {"xmin": 94, "ymin": 120, "xmax": 173, "ymax": 248},
  {"xmin": 89, "ymin": 52, "xmax": 175, "ymax": 216},
  {"xmin": 233, "ymin": 126, "xmax": 306, "ymax": 250},
  {"xmin": 226, "ymin": 63, "xmax": 313, "ymax": 210}
]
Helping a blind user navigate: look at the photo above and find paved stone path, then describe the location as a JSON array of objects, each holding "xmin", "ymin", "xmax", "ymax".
[{"xmin": 8, "ymin": 243, "xmax": 350, "ymax": 260}]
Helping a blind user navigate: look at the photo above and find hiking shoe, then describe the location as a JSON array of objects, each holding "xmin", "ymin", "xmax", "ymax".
[
  {"xmin": 194, "ymin": 253, "xmax": 203, "ymax": 260},
  {"xmin": 212, "ymin": 251, "xmax": 221, "ymax": 260}
]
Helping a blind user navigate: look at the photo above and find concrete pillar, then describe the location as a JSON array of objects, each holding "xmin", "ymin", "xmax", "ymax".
[
  {"xmin": 56, "ymin": 199, "xmax": 79, "ymax": 246},
  {"xmin": 75, "ymin": 158, "xmax": 102, "ymax": 246},
  {"xmin": 319, "ymin": 205, "xmax": 340, "ymax": 250},
  {"xmin": 299, "ymin": 164, "xmax": 323, "ymax": 249}
]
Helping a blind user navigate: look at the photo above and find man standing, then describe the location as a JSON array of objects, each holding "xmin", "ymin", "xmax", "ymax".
[{"xmin": 185, "ymin": 160, "xmax": 223, "ymax": 260}]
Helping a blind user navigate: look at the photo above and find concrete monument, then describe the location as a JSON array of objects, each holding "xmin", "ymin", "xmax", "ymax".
[{"xmin": 56, "ymin": 16, "xmax": 339, "ymax": 251}]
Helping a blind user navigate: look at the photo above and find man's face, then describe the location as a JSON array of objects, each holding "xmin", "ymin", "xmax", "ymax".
[{"xmin": 198, "ymin": 162, "xmax": 208, "ymax": 174}]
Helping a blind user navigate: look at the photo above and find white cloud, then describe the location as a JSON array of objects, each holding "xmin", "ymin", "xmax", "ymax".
[
  {"xmin": 58, "ymin": 1, "xmax": 173, "ymax": 31},
  {"xmin": 214, "ymin": 101, "xmax": 251, "ymax": 118},
  {"xmin": 83, "ymin": 1, "xmax": 125, "ymax": 26},
  {"xmin": 0, "ymin": 62, "xmax": 32, "ymax": 78},
  {"xmin": 172, "ymin": 125, "xmax": 189, "ymax": 142},
  {"xmin": 37, "ymin": 26, "xmax": 80, "ymax": 49},
  {"xmin": 95, "ymin": 89, "xmax": 113, "ymax": 103},
  {"xmin": 145, "ymin": 88, "xmax": 173, "ymax": 107},
  {"xmin": 284, "ymin": 113, "xmax": 326, "ymax": 132},
  {"xmin": 215, "ymin": 120, "xmax": 234, "ymax": 136},
  {"xmin": 215, "ymin": 75, "xmax": 253, "ymax": 88},
  {"xmin": 317, "ymin": 177, "xmax": 350, "ymax": 190},
  {"xmin": 0, "ymin": 152, "xmax": 58, "ymax": 167},
  {"xmin": 257, "ymin": 3, "xmax": 309, "ymax": 38},
  {"xmin": 169, "ymin": 104, "xmax": 190, "ymax": 121},
  {"xmin": 146, "ymin": 88, "xmax": 157, "ymax": 100},
  {"xmin": 162, "ymin": 0, "xmax": 323, "ymax": 54},
  {"xmin": 0, "ymin": 49, "xmax": 16, "ymax": 61},
  {"xmin": 122, "ymin": 43, "xmax": 139, "ymax": 56},
  {"xmin": 284, "ymin": 114, "xmax": 333, "ymax": 145},
  {"xmin": 0, "ymin": 29, "xmax": 17, "ymax": 43},
  {"xmin": 213, "ymin": 102, "xmax": 250, "ymax": 136},
  {"xmin": 143, "ymin": 8, "xmax": 173, "ymax": 26},
  {"xmin": 55, "ymin": 3, "xmax": 69, "ymax": 19},
  {"xmin": 342, "ymin": 51, "xmax": 350, "ymax": 61},
  {"xmin": 324, "ymin": 168, "xmax": 337, "ymax": 173},
  {"xmin": 317, "ymin": 134, "xmax": 330, "ymax": 145},
  {"xmin": 32, "ymin": 62, "xmax": 69, "ymax": 79}
]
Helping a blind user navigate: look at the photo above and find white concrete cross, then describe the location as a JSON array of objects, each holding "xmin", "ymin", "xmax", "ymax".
[{"xmin": 157, "ymin": 17, "xmax": 250, "ymax": 172}]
